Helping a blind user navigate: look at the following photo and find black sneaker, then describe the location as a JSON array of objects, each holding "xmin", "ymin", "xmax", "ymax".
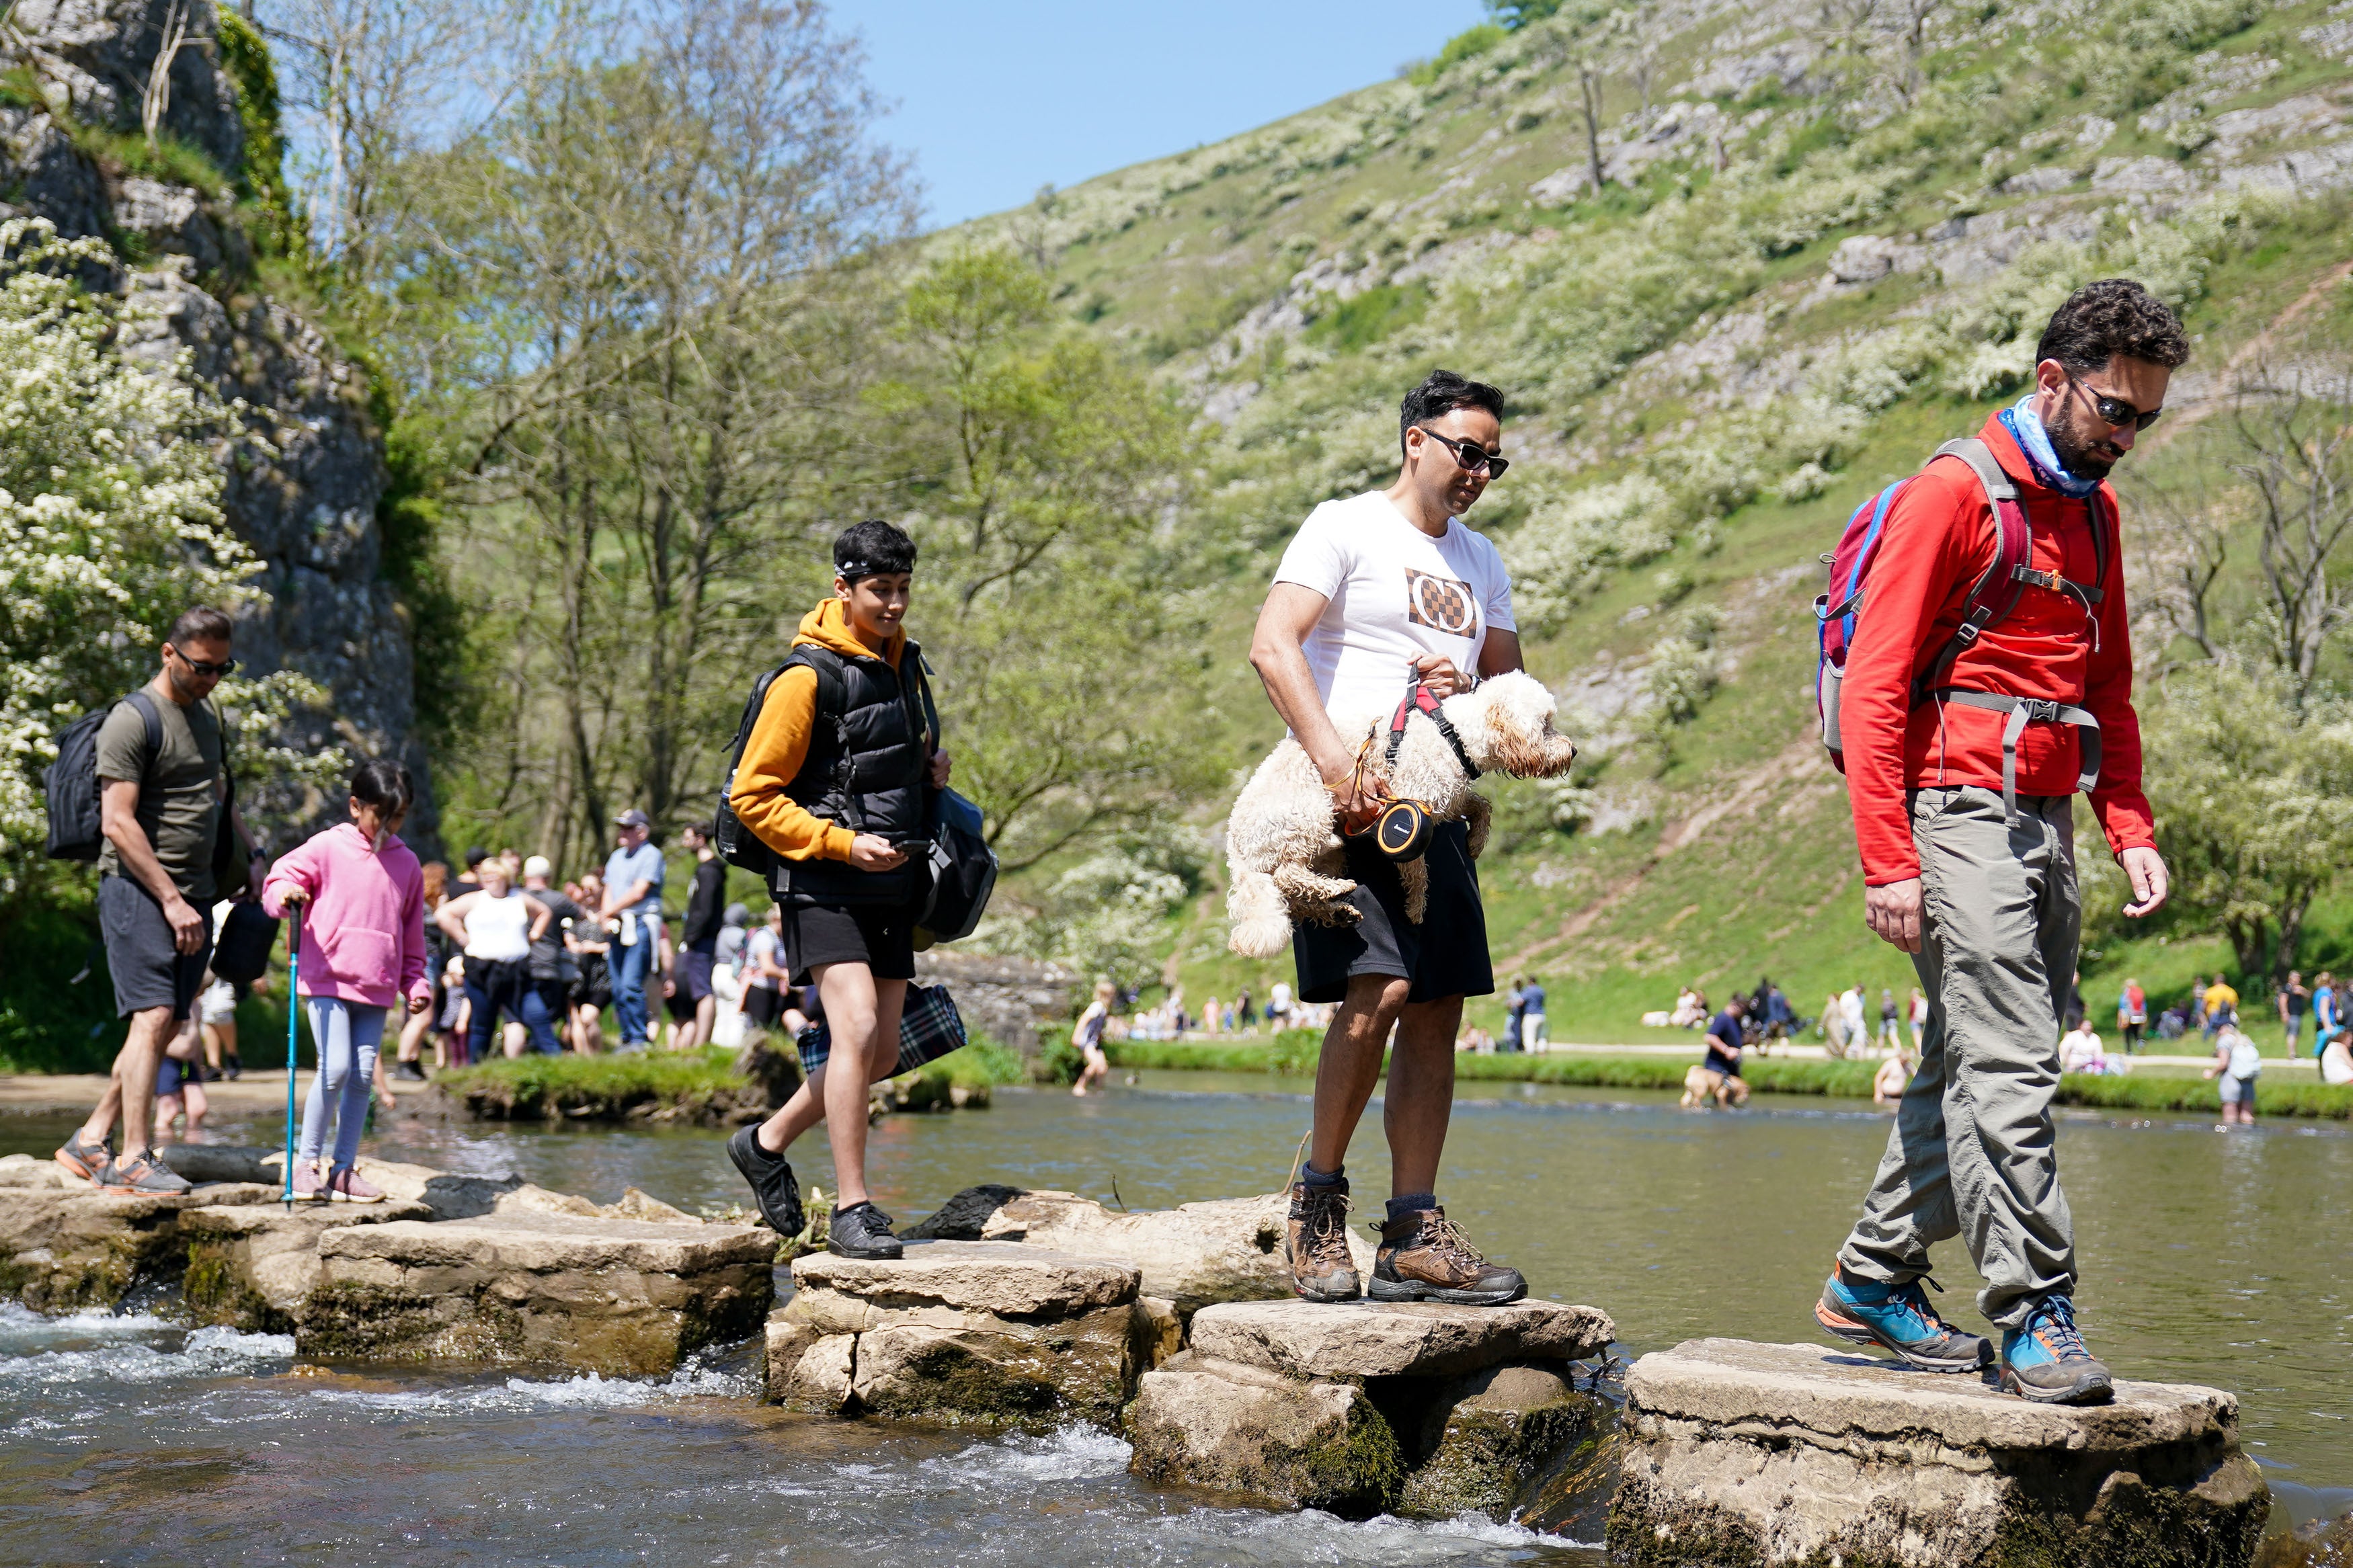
[
  {"xmin": 223, "ymin": 1055, "xmax": 242, "ymax": 1081},
  {"xmin": 392, "ymin": 1061, "xmax": 428, "ymax": 1082},
  {"xmin": 1369, "ymin": 1206, "xmax": 1527, "ymax": 1306},
  {"xmin": 725, "ymin": 1124, "xmax": 805, "ymax": 1236},
  {"xmin": 828, "ymin": 1201, "xmax": 903, "ymax": 1260}
]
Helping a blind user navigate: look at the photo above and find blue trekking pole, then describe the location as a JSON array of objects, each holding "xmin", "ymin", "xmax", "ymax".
[{"xmin": 283, "ymin": 905, "xmax": 301, "ymax": 1206}]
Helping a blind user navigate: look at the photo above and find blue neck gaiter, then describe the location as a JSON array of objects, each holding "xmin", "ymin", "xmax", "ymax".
[{"xmin": 2000, "ymin": 393, "xmax": 2103, "ymax": 499}]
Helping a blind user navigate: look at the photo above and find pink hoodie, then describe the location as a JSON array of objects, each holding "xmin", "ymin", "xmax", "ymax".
[{"xmin": 261, "ymin": 822, "xmax": 431, "ymax": 1009}]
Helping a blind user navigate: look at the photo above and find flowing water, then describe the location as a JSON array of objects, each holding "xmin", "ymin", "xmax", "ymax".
[{"xmin": 4, "ymin": 1073, "xmax": 2351, "ymax": 1564}]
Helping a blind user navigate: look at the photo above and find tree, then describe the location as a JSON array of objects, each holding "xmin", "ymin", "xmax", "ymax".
[{"xmin": 2233, "ymin": 366, "xmax": 2353, "ymax": 710}]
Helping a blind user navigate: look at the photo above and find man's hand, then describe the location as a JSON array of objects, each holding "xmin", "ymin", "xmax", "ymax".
[
  {"xmin": 2120, "ymin": 845, "xmax": 2169, "ymax": 919},
  {"xmin": 930, "ymin": 749, "xmax": 952, "ymax": 788},
  {"xmin": 848, "ymin": 833, "xmax": 907, "ymax": 872},
  {"xmin": 1865, "ymin": 878, "xmax": 1925, "ymax": 954},
  {"xmin": 407, "ymin": 993, "xmax": 431, "ymax": 1015},
  {"xmin": 1316, "ymin": 749, "xmax": 1378, "ymax": 821},
  {"xmin": 1411, "ymin": 654, "xmax": 1468, "ymax": 698},
  {"xmin": 162, "ymin": 892, "xmax": 206, "ymax": 955}
]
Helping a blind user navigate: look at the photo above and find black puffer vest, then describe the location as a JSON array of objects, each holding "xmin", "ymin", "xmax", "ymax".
[{"xmin": 772, "ymin": 641, "xmax": 935, "ymax": 908}]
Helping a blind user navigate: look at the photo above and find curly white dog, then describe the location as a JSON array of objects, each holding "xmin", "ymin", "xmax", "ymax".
[{"xmin": 1224, "ymin": 671, "xmax": 1578, "ymax": 959}]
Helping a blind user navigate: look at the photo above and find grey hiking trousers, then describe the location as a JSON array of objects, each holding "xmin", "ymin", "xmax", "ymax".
[{"xmin": 1837, "ymin": 786, "xmax": 2079, "ymax": 1331}]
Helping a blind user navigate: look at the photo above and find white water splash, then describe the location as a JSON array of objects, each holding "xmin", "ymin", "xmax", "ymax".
[
  {"xmin": 305, "ymin": 1359, "xmax": 755, "ymax": 1415},
  {"xmin": 0, "ymin": 1323, "xmax": 293, "ymax": 1387}
]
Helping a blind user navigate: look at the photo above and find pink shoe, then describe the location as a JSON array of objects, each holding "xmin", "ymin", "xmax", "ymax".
[
  {"xmin": 290, "ymin": 1161, "xmax": 327, "ymax": 1201},
  {"xmin": 326, "ymin": 1166, "xmax": 384, "ymax": 1203}
]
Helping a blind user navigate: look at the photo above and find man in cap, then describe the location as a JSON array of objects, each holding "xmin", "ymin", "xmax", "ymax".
[{"xmin": 598, "ymin": 809, "xmax": 666, "ymax": 1051}]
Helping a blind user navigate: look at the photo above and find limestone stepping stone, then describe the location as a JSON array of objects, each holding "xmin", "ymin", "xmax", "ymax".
[
  {"xmin": 1610, "ymin": 1338, "xmax": 2269, "ymax": 1568},
  {"xmin": 1129, "ymin": 1297, "xmax": 1618, "ymax": 1521},
  {"xmin": 906, "ymin": 1185, "xmax": 1375, "ymax": 1315},
  {"xmin": 767, "ymin": 1239, "xmax": 1150, "ymax": 1430},
  {"xmin": 0, "ymin": 1172, "xmax": 278, "ymax": 1312},
  {"xmin": 299, "ymin": 1213, "xmax": 775, "ymax": 1374},
  {"xmin": 182, "ymin": 1200, "xmax": 432, "ymax": 1333}
]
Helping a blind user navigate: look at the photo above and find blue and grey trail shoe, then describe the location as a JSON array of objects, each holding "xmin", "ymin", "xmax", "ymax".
[
  {"xmin": 1816, "ymin": 1268, "xmax": 1994, "ymax": 1372},
  {"xmin": 2001, "ymin": 1294, "xmax": 2114, "ymax": 1405}
]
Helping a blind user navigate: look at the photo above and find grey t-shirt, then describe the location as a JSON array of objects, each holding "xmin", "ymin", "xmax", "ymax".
[{"xmin": 94, "ymin": 692, "xmax": 223, "ymax": 901}]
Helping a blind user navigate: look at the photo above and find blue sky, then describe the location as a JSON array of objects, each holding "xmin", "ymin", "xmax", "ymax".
[{"xmin": 833, "ymin": 1, "xmax": 1489, "ymax": 230}]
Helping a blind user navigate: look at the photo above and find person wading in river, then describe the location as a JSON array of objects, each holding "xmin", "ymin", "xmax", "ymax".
[
  {"xmin": 724, "ymin": 520, "xmax": 949, "ymax": 1261},
  {"xmin": 1814, "ymin": 282, "xmax": 2182, "ymax": 1405},
  {"xmin": 1248, "ymin": 369, "xmax": 1527, "ymax": 1307}
]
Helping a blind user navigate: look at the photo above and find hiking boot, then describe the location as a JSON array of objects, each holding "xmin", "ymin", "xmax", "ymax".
[
  {"xmin": 1285, "ymin": 1178, "xmax": 1360, "ymax": 1303},
  {"xmin": 392, "ymin": 1060, "xmax": 428, "ymax": 1082},
  {"xmin": 104, "ymin": 1148, "xmax": 192, "ymax": 1196},
  {"xmin": 54, "ymin": 1129, "xmax": 112, "ymax": 1187},
  {"xmin": 290, "ymin": 1161, "xmax": 327, "ymax": 1202},
  {"xmin": 1369, "ymin": 1206, "xmax": 1526, "ymax": 1306},
  {"xmin": 1816, "ymin": 1268, "xmax": 1993, "ymax": 1372},
  {"xmin": 726, "ymin": 1124, "xmax": 805, "ymax": 1236},
  {"xmin": 2001, "ymin": 1294, "xmax": 2114, "ymax": 1405},
  {"xmin": 326, "ymin": 1166, "xmax": 385, "ymax": 1203},
  {"xmin": 827, "ymin": 1202, "xmax": 902, "ymax": 1260}
]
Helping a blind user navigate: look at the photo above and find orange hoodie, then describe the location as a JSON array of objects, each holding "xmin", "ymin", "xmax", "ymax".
[{"xmin": 729, "ymin": 599, "xmax": 909, "ymax": 864}]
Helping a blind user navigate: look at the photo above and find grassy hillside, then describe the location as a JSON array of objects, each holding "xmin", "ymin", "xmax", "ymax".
[{"xmin": 946, "ymin": 0, "xmax": 2353, "ymax": 1042}]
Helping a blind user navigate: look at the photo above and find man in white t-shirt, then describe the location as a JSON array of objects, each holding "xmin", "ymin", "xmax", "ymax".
[{"xmin": 1248, "ymin": 369, "xmax": 1527, "ymax": 1309}]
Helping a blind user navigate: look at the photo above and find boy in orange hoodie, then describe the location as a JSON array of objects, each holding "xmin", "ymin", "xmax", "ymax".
[{"xmin": 724, "ymin": 521, "xmax": 948, "ymax": 1260}]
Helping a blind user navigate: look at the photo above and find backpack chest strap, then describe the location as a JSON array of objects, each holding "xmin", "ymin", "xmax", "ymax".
[
  {"xmin": 2010, "ymin": 564, "xmax": 2104, "ymax": 604},
  {"xmin": 1925, "ymin": 688, "xmax": 2100, "ymax": 827}
]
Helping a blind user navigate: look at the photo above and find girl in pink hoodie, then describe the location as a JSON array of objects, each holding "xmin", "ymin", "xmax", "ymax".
[{"xmin": 261, "ymin": 760, "xmax": 431, "ymax": 1201}]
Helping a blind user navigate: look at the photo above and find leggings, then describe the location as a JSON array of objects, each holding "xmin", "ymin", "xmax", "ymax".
[{"xmin": 300, "ymin": 997, "xmax": 387, "ymax": 1171}]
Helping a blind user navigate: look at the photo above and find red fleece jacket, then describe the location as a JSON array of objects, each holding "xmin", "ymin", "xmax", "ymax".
[{"xmin": 1843, "ymin": 411, "xmax": 2156, "ymax": 885}]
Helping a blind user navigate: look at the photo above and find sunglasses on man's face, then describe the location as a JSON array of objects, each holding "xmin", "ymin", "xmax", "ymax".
[
  {"xmin": 2066, "ymin": 372, "xmax": 2163, "ymax": 433},
  {"xmin": 168, "ymin": 647, "xmax": 237, "ymax": 678},
  {"xmin": 1419, "ymin": 427, "xmax": 1509, "ymax": 479}
]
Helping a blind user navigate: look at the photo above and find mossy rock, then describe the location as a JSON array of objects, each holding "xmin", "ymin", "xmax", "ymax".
[{"xmin": 182, "ymin": 1240, "xmax": 282, "ymax": 1333}]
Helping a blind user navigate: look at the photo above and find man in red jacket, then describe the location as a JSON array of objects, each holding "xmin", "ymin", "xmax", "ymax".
[{"xmin": 1814, "ymin": 280, "xmax": 2186, "ymax": 1407}]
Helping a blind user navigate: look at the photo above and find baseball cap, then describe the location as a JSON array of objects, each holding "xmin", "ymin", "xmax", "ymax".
[
  {"xmin": 523, "ymin": 855, "xmax": 552, "ymax": 879},
  {"xmin": 613, "ymin": 809, "xmax": 651, "ymax": 829}
]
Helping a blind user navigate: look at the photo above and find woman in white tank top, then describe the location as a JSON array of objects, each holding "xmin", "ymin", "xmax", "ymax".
[{"xmin": 433, "ymin": 862, "xmax": 550, "ymax": 1062}]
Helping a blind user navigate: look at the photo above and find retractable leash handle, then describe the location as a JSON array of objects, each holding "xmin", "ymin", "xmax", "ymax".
[{"xmin": 284, "ymin": 905, "xmax": 300, "ymax": 1206}]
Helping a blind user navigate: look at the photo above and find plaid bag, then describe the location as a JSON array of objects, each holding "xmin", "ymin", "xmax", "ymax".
[{"xmin": 795, "ymin": 983, "xmax": 968, "ymax": 1079}]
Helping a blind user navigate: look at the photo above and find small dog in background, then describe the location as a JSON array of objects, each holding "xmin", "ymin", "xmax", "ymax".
[{"xmin": 1225, "ymin": 670, "xmax": 1578, "ymax": 959}]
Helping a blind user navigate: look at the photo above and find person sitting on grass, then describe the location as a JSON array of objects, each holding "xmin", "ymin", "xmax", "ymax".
[{"xmin": 2204, "ymin": 1023, "xmax": 2263, "ymax": 1126}]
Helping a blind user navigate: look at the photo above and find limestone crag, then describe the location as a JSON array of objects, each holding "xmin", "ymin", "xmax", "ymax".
[
  {"xmin": 768, "ymin": 1241, "xmax": 1152, "ymax": 1430},
  {"xmin": 909, "ymin": 952, "xmax": 1074, "ymax": 1057},
  {"xmin": 1609, "ymin": 1338, "xmax": 2269, "ymax": 1568},
  {"xmin": 301, "ymin": 1213, "xmax": 775, "ymax": 1374},
  {"xmin": 1127, "ymin": 1297, "xmax": 1617, "ymax": 1521},
  {"xmin": 0, "ymin": 0, "xmax": 430, "ymax": 846},
  {"xmin": 182, "ymin": 1199, "xmax": 432, "ymax": 1332},
  {"xmin": 906, "ymin": 1184, "xmax": 1376, "ymax": 1314},
  {"xmin": 0, "ymin": 1156, "xmax": 277, "ymax": 1311}
]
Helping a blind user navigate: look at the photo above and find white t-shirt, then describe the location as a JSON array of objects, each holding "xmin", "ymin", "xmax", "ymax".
[{"xmin": 1273, "ymin": 491, "xmax": 1515, "ymax": 723}]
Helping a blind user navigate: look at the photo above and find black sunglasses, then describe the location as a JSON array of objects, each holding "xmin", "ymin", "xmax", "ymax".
[
  {"xmin": 1417, "ymin": 427, "xmax": 1509, "ymax": 478},
  {"xmin": 167, "ymin": 647, "xmax": 237, "ymax": 678},
  {"xmin": 2065, "ymin": 371, "xmax": 2163, "ymax": 433}
]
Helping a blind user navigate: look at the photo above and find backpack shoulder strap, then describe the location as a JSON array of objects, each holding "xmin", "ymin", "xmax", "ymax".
[
  {"xmin": 120, "ymin": 690, "xmax": 164, "ymax": 780},
  {"xmin": 1909, "ymin": 439, "xmax": 2035, "ymax": 706},
  {"xmin": 783, "ymin": 647, "xmax": 850, "ymax": 724}
]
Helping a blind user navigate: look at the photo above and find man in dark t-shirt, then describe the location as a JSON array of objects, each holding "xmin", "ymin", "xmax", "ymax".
[
  {"xmin": 667, "ymin": 823, "xmax": 727, "ymax": 1053},
  {"xmin": 1700, "ymin": 997, "xmax": 1749, "ymax": 1108}
]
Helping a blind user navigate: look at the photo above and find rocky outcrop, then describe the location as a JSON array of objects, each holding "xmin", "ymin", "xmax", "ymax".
[
  {"xmin": 299, "ymin": 1213, "xmax": 776, "ymax": 1374},
  {"xmin": 1127, "ymin": 1297, "xmax": 1616, "ymax": 1522},
  {"xmin": 0, "ymin": 1155, "xmax": 276, "ymax": 1309},
  {"xmin": 906, "ymin": 1184, "xmax": 1375, "ymax": 1314},
  {"xmin": 1609, "ymin": 1338, "xmax": 2268, "ymax": 1568},
  {"xmin": 182, "ymin": 1198, "xmax": 432, "ymax": 1332},
  {"xmin": 0, "ymin": 0, "xmax": 432, "ymax": 847},
  {"xmin": 767, "ymin": 1241, "xmax": 1151, "ymax": 1430}
]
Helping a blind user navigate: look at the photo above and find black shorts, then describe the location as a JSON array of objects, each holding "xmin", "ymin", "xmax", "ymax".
[
  {"xmin": 744, "ymin": 985, "xmax": 785, "ymax": 1027},
  {"xmin": 664, "ymin": 979, "xmax": 699, "ymax": 1023},
  {"xmin": 781, "ymin": 902, "xmax": 916, "ymax": 987},
  {"xmin": 1704, "ymin": 1048, "xmax": 1742, "ymax": 1079},
  {"xmin": 100, "ymin": 874, "xmax": 213, "ymax": 1022},
  {"xmin": 676, "ymin": 950, "xmax": 715, "ymax": 1002},
  {"xmin": 1293, "ymin": 821, "xmax": 1492, "ymax": 1006}
]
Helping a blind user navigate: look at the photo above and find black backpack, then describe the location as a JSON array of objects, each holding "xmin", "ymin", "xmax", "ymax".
[
  {"xmin": 715, "ymin": 653, "xmax": 851, "ymax": 880},
  {"xmin": 914, "ymin": 787, "xmax": 997, "ymax": 944},
  {"xmin": 43, "ymin": 692, "xmax": 162, "ymax": 861}
]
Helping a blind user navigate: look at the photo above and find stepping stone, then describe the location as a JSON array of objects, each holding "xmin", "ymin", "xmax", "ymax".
[
  {"xmin": 767, "ymin": 1239, "xmax": 1148, "ymax": 1430},
  {"xmin": 298, "ymin": 1213, "xmax": 775, "ymax": 1374},
  {"xmin": 1610, "ymin": 1338, "xmax": 2269, "ymax": 1568},
  {"xmin": 906, "ymin": 1186, "xmax": 1375, "ymax": 1315},
  {"xmin": 1187, "ymin": 1296, "xmax": 1616, "ymax": 1378},
  {"xmin": 182, "ymin": 1200, "xmax": 432, "ymax": 1332},
  {"xmin": 0, "ymin": 1180, "xmax": 278, "ymax": 1312},
  {"xmin": 1129, "ymin": 1297, "xmax": 1617, "ymax": 1521}
]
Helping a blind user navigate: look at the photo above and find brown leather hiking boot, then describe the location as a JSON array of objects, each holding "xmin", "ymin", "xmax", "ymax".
[
  {"xmin": 1285, "ymin": 1178, "xmax": 1360, "ymax": 1303},
  {"xmin": 1370, "ymin": 1206, "xmax": 1527, "ymax": 1305}
]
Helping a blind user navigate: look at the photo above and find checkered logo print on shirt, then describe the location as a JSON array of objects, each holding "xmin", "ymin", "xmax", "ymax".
[{"xmin": 1404, "ymin": 568, "xmax": 1477, "ymax": 636}]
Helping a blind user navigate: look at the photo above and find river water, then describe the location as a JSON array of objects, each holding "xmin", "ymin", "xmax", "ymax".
[{"xmin": 3, "ymin": 1073, "xmax": 2350, "ymax": 1564}]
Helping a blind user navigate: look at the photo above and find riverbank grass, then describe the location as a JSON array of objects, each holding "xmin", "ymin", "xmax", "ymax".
[
  {"xmin": 440, "ymin": 1036, "xmax": 1029, "ymax": 1121},
  {"xmin": 1106, "ymin": 1035, "xmax": 2353, "ymax": 1119}
]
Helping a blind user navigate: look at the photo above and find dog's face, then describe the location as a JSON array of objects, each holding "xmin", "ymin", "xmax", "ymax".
[{"xmin": 1458, "ymin": 671, "xmax": 1579, "ymax": 779}]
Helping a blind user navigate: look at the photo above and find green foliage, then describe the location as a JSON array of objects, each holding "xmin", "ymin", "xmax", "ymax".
[
  {"xmin": 0, "ymin": 893, "xmax": 119, "ymax": 1073},
  {"xmin": 1411, "ymin": 24, "xmax": 1507, "ymax": 86},
  {"xmin": 436, "ymin": 1046, "xmax": 744, "ymax": 1116},
  {"xmin": 1305, "ymin": 283, "xmax": 1429, "ymax": 354},
  {"xmin": 68, "ymin": 124, "xmax": 231, "ymax": 203},
  {"xmin": 1485, "ymin": 0, "xmax": 1564, "ymax": 26},
  {"xmin": 376, "ymin": 422, "xmax": 475, "ymax": 749},
  {"xmin": 215, "ymin": 9, "xmax": 303, "ymax": 257}
]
